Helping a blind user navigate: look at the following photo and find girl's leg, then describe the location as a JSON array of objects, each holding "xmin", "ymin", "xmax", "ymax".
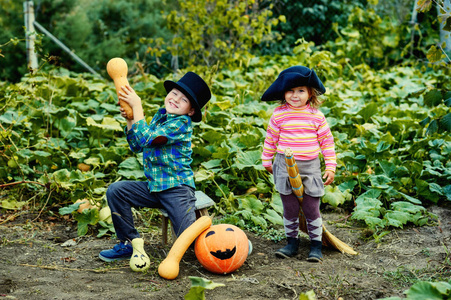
[
  {"xmin": 275, "ymin": 193, "xmax": 301, "ymax": 258},
  {"xmin": 280, "ymin": 193, "xmax": 301, "ymax": 238},
  {"xmin": 301, "ymin": 193, "xmax": 323, "ymax": 262},
  {"xmin": 301, "ymin": 194, "xmax": 322, "ymax": 241}
]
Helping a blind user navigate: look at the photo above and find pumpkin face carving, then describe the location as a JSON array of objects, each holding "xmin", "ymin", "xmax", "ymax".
[{"xmin": 194, "ymin": 224, "xmax": 249, "ymax": 274}]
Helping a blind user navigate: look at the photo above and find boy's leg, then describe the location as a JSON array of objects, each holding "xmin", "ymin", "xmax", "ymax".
[
  {"xmin": 100, "ymin": 181, "xmax": 159, "ymax": 262},
  {"xmin": 156, "ymin": 185, "xmax": 196, "ymax": 238},
  {"xmin": 106, "ymin": 181, "xmax": 157, "ymax": 242}
]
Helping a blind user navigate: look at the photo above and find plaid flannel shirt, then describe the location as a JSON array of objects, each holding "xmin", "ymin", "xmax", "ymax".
[{"xmin": 125, "ymin": 108, "xmax": 195, "ymax": 192}]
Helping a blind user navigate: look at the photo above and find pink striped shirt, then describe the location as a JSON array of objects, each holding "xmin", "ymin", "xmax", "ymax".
[{"xmin": 261, "ymin": 103, "xmax": 337, "ymax": 172}]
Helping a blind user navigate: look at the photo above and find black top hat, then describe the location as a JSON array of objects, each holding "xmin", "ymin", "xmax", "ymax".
[
  {"xmin": 261, "ymin": 66, "xmax": 326, "ymax": 101},
  {"xmin": 164, "ymin": 72, "xmax": 211, "ymax": 122}
]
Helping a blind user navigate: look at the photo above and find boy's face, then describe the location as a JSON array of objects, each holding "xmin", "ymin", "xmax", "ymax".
[
  {"xmin": 164, "ymin": 88, "xmax": 195, "ymax": 117},
  {"xmin": 284, "ymin": 86, "xmax": 311, "ymax": 108}
]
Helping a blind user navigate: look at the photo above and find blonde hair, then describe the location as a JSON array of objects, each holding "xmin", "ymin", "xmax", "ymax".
[{"xmin": 279, "ymin": 87, "xmax": 324, "ymax": 109}]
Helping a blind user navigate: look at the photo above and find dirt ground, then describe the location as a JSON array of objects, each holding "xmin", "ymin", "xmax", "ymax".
[{"xmin": 1, "ymin": 205, "xmax": 450, "ymax": 300}]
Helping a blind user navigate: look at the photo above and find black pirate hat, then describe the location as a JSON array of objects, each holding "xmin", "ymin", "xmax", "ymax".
[
  {"xmin": 262, "ymin": 66, "xmax": 326, "ymax": 101},
  {"xmin": 164, "ymin": 72, "xmax": 211, "ymax": 122}
]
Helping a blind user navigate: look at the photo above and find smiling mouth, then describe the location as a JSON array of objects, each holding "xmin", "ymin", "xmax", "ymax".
[
  {"xmin": 210, "ymin": 246, "xmax": 237, "ymax": 260},
  {"xmin": 169, "ymin": 102, "xmax": 178, "ymax": 108}
]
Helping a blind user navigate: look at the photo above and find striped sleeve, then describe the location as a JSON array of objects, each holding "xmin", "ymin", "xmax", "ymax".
[
  {"xmin": 261, "ymin": 113, "xmax": 280, "ymax": 167},
  {"xmin": 317, "ymin": 116, "xmax": 337, "ymax": 172}
]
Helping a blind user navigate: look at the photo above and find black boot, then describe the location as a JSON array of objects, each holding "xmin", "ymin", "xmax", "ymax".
[
  {"xmin": 307, "ymin": 240, "xmax": 323, "ymax": 262},
  {"xmin": 275, "ymin": 237, "xmax": 300, "ymax": 258}
]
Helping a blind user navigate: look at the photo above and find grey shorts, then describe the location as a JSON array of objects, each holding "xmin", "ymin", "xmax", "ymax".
[{"xmin": 272, "ymin": 153, "xmax": 325, "ymax": 197}]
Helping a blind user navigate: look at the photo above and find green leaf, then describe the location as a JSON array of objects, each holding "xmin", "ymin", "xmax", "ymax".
[
  {"xmin": 426, "ymin": 45, "xmax": 443, "ymax": 63},
  {"xmin": 251, "ymin": 215, "xmax": 268, "ymax": 228},
  {"xmin": 423, "ymin": 89, "xmax": 443, "ymax": 107},
  {"xmin": 406, "ymin": 281, "xmax": 448, "ymax": 299},
  {"xmin": 201, "ymin": 159, "xmax": 223, "ymax": 169},
  {"xmin": 439, "ymin": 113, "xmax": 451, "ymax": 131},
  {"xmin": 444, "ymin": 185, "xmax": 451, "ymax": 201},
  {"xmin": 358, "ymin": 102, "xmax": 379, "ymax": 123},
  {"xmin": 86, "ymin": 117, "xmax": 123, "ymax": 131},
  {"xmin": 369, "ymin": 175, "xmax": 392, "ymax": 189},
  {"xmin": 194, "ymin": 169, "xmax": 213, "ymax": 182},
  {"xmin": 1, "ymin": 199, "xmax": 28, "ymax": 210},
  {"xmin": 338, "ymin": 180, "xmax": 357, "ymax": 192},
  {"xmin": 234, "ymin": 150, "xmax": 265, "ymax": 170},
  {"xmin": 429, "ymin": 183, "xmax": 443, "ymax": 195},
  {"xmin": 240, "ymin": 195, "xmax": 264, "ymax": 214},
  {"xmin": 390, "ymin": 201, "xmax": 425, "ymax": 214},
  {"xmin": 385, "ymin": 211, "xmax": 410, "ymax": 228},
  {"xmin": 431, "ymin": 281, "xmax": 451, "ymax": 296},
  {"xmin": 378, "ymin": 160, "xmax": 396, "ymax": 177},
  {"xmin": 299, "ymin": 290, "xmax": 317, "ymax": 300},
  {"xmin": 355, "ymin": 189, "xmax": 382, "ymax": 205},
  {"xmin": 74, "ymin": 208, "xmax": 99, "ymax": 236},
  {"xmin": 397, "ymin": 191, "xmax": 422, "ymax": 204},
  {"xmin": 270, "ymin": 194, "xmax": 283, "ymax": 215},
  {"xmin": 322, "ymin": 185, "xmax": 352, "ymax": 207},
  {"xmin": 185, "ymin": 277, "xmax": 225, "ymax": 300},
  {"xmin": 59, "ymin": 202, "xmax": 82, "ymax": 215},
  {"xmin": 118, "ymin": 157, "xmax": 145, "ymax": 179},
  {"xmin": 262, "ymin": 209, "xmax": 283, "ymax": 225}
]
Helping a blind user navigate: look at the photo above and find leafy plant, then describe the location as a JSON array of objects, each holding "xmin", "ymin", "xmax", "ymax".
[
  {"xmin": 1, "ymin": 3, "xmax": 450, "ymax": 238},
  {"xmin": 381, "ymin": 280, "xmax": 451, "ymax": 300},
  {"xmin": 147, "ymin": 0, "xmax": 283, "ymax": 69},
  {"xmin": 184, "ymin": 276, "xmax": 225, "ymax": 300}
]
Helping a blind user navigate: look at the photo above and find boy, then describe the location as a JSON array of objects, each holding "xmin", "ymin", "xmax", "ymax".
[{"xmin": 99, "ymin": 72, "xmax": 211, "ymax": 262}]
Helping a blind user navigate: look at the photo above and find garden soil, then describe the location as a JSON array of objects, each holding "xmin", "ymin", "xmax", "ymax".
[{"xmin": 1, "ymin": 205, "xmax": 450, "ymax": 300}]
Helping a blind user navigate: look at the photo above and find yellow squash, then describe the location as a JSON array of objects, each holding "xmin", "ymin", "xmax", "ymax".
[{"xmin": 106, "ymin": 58, "xmax": 133, "ymax": 119}]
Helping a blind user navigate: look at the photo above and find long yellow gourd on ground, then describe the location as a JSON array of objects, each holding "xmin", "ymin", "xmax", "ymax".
[
  {"xmin": 106, "ymin": 58, "xmax": 133, "ymax": 119},
  {"xmin": 158, "ymin": 216, "xmax": 212, "ymax": 280}
]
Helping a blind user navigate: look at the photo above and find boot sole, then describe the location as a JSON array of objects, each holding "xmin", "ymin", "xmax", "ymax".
[
  {"xmin": 306, "ymin": 256, "xmax": 322, "ymax": 263},
  {"xmin": 275, "ymin": 251, "xmax": 295, "ymax": 259}
]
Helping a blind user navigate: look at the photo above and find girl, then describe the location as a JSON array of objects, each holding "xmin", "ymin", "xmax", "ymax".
[{"xmin": 261, "ymin": 66, "xmax": 336, "ymax": 262}]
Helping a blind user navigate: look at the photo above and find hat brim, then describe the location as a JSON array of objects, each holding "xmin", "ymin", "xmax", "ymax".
[
  {"xmin": 164, "ymin": 80, "xmax": 202, "ymax": 122},
  {"xmin": 261, "ymin": 69, "xmax": 326, "ymax": 101}
]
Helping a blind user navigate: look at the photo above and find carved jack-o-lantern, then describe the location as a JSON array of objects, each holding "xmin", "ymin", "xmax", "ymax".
[{"xmin": 194, "ymin": 224, "xmax": 249, "ymax": 274}]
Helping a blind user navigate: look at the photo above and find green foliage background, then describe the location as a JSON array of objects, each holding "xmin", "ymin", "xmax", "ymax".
[{"xmin": 1, "ymin": 1, "xmax": 450, "ymax": 238}]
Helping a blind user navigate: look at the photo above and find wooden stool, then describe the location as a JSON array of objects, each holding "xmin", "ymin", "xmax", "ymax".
[{"xmin": 160, "ymin": 191, "xmax": 215, "ymax": 245}]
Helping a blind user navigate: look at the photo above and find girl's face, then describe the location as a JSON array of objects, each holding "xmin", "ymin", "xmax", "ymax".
[
  {"xmin": 165, "ymin": 88, "xmax": 195, "ymax": 117},
  {"xmin": 284, "ymin": 86, "xmax": 310, "ymax": 108}
]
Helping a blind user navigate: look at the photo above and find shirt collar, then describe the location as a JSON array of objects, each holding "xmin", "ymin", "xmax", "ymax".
[{"xmin": 286, "ymin": 103, "xmax": 310, "ymax": 110}]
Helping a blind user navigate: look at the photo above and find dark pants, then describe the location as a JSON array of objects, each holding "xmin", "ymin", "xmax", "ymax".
[{"xmin": 106, "ymin": 181, "xmax": 196, "ymax": 242}]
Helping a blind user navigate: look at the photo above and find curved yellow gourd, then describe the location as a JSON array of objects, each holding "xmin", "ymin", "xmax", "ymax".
[
  {"xmin": 106, "ymin": 58, "xmax": 133, "ymax": 119},
  {"xmin": 158, "ymin": 216, "xmax": 212, "ymax": 280}
]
